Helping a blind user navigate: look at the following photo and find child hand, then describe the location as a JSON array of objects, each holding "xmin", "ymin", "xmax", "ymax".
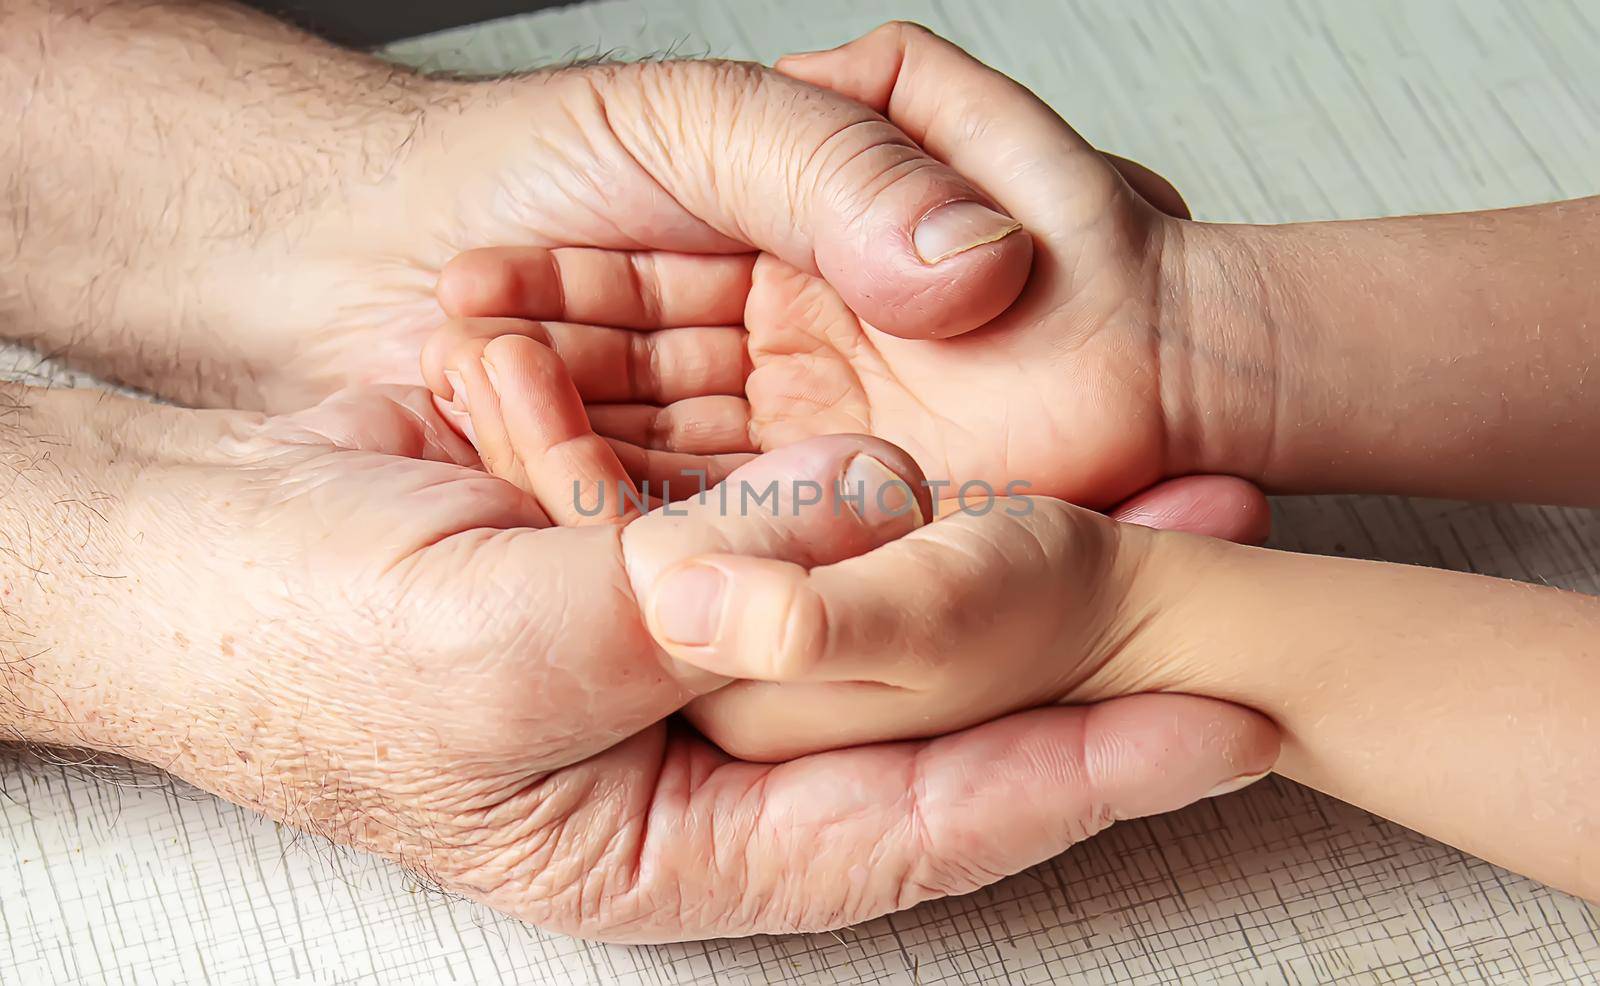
[
  {"xmin": 420, "ymin": 314, "xmax": 759, "ymax": 524},
  {"xmin": 418, "ymin": 312, "xmax": 933, "ymax": 612},
  {"xmin": 420, "ymin": 312, "xmax": 1270, "ymax": 761},
  {"xmin": 652, "ymin": 493, "xmax": 1173, "ymax": 761}
]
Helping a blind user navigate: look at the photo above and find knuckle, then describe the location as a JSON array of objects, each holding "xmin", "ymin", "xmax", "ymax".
[
  {"xmin": 883, "ymin": 19, "xmax": 936, "ymax": 42},
  {"xmin": 483, "ymin": 330, "xmax": 550, "ymax": 367},
  {"xmin": 441, "ymin": 330, "xmax": 491, "ymax": 370},
  {"xmin": 770, "ymin": 579, "xmax": 828, "ymax": 679}
]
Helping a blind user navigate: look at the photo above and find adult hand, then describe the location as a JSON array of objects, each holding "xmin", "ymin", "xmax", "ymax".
[
  {"xmin": 442, "ymin": 23, "xmax": 1249, "ymax": 509},
  {"xmin": 3, "ymin": 384, "xmax": 1277, "ymax": 942},
  {"xmin": 0, "ymin": 2, "xmax": 1031, "ymax": 410}
]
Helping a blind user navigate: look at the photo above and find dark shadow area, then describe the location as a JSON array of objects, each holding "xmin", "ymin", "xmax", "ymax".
[{"xmin": 238, "ymin": 0, "xmax": 583, "ymax": 48}]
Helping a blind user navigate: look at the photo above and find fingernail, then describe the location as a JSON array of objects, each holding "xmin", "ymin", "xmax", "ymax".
[
  {"xmin": 437, "ymin": 369, "xmax": 479, "ymax": 446},
  {"xmin": 480, "ymin": 357, "xmax": 502, "ymax": 394},
  {"xmin": 913, "ymin": 202, "xmax": 1023, "ymax": 264},
  {"xmin": 1204, "ymin": 770, "xmax": 1271, "ymax": 799},
  {"xmin": 840, "ymin": 454, "xmax": 922, "ymax": 532},
  {"xmin": 652, "ymin": 564, "xmax": 727, "ymax": 647},
  {"xmin": 442, "ymin": 369, "xmax": 468, "ymax": 415}
]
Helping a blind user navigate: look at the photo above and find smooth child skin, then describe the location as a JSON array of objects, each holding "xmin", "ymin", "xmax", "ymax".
[{"xmin": 648, "ymin": 489, "xmax": 1600, "ymax": 907}]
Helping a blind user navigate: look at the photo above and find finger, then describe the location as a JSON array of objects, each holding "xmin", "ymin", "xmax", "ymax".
[
  {"xmin": 581, "ymin": 697, "xmax": 1277, "ymax": 941},
  {"xmin": 438, "ymin": 248, "xmax": 755, "ymax": 328},
  {"xmin": 621, "ymin": 434, "xmax": 935, "ymax": 628},
  {"xmin": 269, "ymin": 384, "xmax": 481, "ymax": 467},
  {"xmin": 587, "ymin": 397, "xmax": 756, "ymax": 455},
  {"xmin": 1110, "ymin": 475, "xmax": 1271, "ymax": 545},
  {"xmin": 605, "ymin": 441, "xmax": 753, "ymax": 499},
  {"xmin": 1106, "ymin": 153, "xmax": 1191, "ymax": 219},
  {"xmin": 440, "ymin": 333, "xmax": 641, "ymax": 525},
  {"xmin": 423, "ymin": 317, "xmax": 751, "ymax": 405},
  {"xmin": 645, "ymin": 501, "xmax": 1071, "ymax": 685},
  {"xmin": 586, "ymin": 60, "xmax": 1033, "ymax": 340},
  {"xmin": 778, "ymin": 22, "xmax": 1113, "ymax": 235}
]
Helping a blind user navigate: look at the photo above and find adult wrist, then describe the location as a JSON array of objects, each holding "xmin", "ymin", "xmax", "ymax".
[
  {"xmin": 1156, "ymin": 219, "xmax": 1297, "ymax": 484},
  {"xmin": 0, "ymin": 387, "xmax": 173, "ymax": 751}
]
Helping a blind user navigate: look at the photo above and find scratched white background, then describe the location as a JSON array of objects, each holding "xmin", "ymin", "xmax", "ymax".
[{"xmin": 5, "ymin": 0, "xmax": 1600, "ymax": 982}]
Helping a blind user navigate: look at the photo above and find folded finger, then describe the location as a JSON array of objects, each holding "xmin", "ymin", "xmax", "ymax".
[
  {"xmin": 439, "ymin": 247, "xmax": 756, "ymax": 328},
  {"xmin": 586, "ymin": 398, "xmax": 755, "ymax": 455},
  {"xmin": 424, "ymin": 317, "xmax": 751, "ymax": 405},
  {"xmin": 439, "ymin": 333, "xmax": 641, "ymax": 525}
]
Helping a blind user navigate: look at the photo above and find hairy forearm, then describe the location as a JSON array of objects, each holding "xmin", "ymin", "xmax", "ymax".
[
  {"xmin": 1173, "ymin": 198, "xmax": 1600, "ymax": 504},
  {"xmin": 0, "ymin": 0, "xmax": 439, "ymax": 403},
  {"xmin": 0, "ymin": 384, "xmax": 158, "ymax": 750},
  {"xmin": 1112, "ymin": 533, "xmax": 1600, "ymax": 900}
]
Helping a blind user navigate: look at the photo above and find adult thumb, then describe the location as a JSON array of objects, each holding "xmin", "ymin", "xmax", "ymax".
[{"xmin": 586, "ymin": 60, "xmax": 1033, "ymax": 339}]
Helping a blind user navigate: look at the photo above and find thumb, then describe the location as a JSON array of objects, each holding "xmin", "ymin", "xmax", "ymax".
[
  {"xmin": 594, "ymin": 696, "xmax": 1277, "ymax": 940},
  {"xmin": 585, "ymin": 60, "xmax": 1033, "ymax": 340},
  {"xmin": 619, "ymin": 433, "xmax": 934, "ymax": 680}
]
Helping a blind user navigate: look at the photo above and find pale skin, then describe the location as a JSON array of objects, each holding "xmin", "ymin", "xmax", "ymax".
[
  {"xmin": 0, "ymin": 3, "xmax": 1282, "ymax": 942},
  {"xmin": 447, "ymin": 25, "xmax": 1600, "ymax": 901}
]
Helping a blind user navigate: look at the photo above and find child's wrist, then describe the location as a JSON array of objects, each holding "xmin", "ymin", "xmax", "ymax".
[{"xmin": 1070, "ymin": 521, "xmax": 1247, "ymax": 704}]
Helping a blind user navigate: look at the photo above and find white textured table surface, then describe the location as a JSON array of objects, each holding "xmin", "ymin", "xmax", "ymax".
[{"xmin": 6, "ymin": 0, "xmax": 1600, "ymax": 982}]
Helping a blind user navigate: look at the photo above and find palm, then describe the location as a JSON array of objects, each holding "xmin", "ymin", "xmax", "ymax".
[
  {"xmin": 745, "ymin": 190, "xmax": 1167, "ymax": 507},
  {"xmin": 433, "ymin": 156, "xmax": 1176, "ymax": 507}
]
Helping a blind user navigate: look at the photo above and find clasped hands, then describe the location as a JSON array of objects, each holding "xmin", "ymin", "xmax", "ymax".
[
  {"xmin": 5, "ymin": 17, "xmax": 1281, "ymax": 944},
  {"xmin": 16, "ymin": 1, "xmax": 1600, "ymax": 941},
  {"xmin": 423, "ymin": 25, "xmax": 1278, "ymax": 762},
  {"xmin": 414, "ymin": 23, "xmax": 1289, "ymax": 926}
]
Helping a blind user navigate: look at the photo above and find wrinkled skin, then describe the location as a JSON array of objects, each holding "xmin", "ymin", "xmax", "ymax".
[
  {"xmin": 221, "ymin": 57, "xmax": 1033, "ymax": 412},
  {"xmin": 440, "ymin": 24, "xmax": 1214, "ymax": 509},
  {"xmin": 61, "ymin": 385, "xmax": 1275, "ymax": 942}
]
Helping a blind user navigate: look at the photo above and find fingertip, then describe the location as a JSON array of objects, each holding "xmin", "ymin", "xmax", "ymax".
[
  {"xmin": 818, "ymin": 211, "xmax": 1033, "ymax": 340},
  {"xmin": 1111, "ymin": 474, "xmax": 1272, "ymax": 545},
  {"xmin": 419, "ymin": 325, "xmax": 456, "ymax": 400},
  {"xmin": 1223, "ymin": 705, "xmax": 1282, "ymax": 780},
  {"xmin": 773, "ymin": 48, "xmax": 831, "ymax": 75},
  {"xmin": 436, "ymin": 249, "xmax": 496, "ymax": 317},
  {"xmin": 646, "ymin": 553, "xmax": 826, "ymax": 684},
  {"xmin": 774, "ymin": 23, "xmax": 908, "ymax": 109},
  {"xmin": 718, "ymin": 433, "xmax": 930, "ymax": 546},
  {"xmin": 438, "ymin": 247, "xmax": 558, "ymax": 319},
  {"xmin": 648, "ymin": 559, "xmax": 728, "ymax": 651}
]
